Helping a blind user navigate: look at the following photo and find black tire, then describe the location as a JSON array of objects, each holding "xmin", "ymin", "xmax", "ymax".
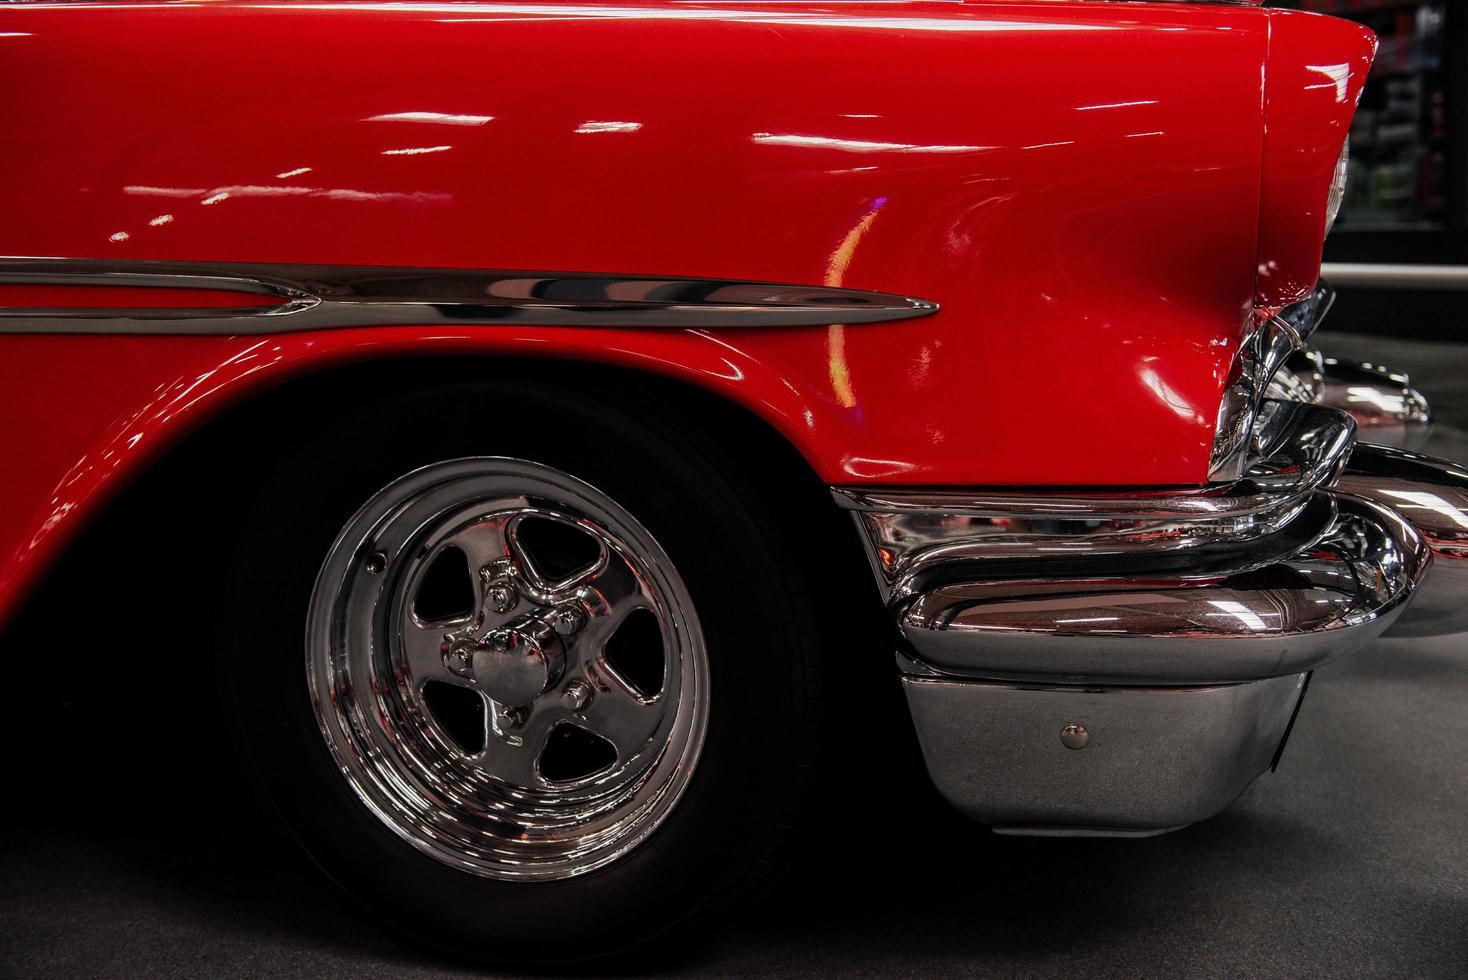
[{"xmin": 216, "ymin": 375, "xmax": 823, "ymax": 967}]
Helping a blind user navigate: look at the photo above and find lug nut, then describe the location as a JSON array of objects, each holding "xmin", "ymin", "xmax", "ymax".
[
  {"xmin": 550, "ymin": 604, "xmax": 586, "ymax": 636},
  {"xmin": 485, "ymin": 582, "xmax": 517, "ymax": 614},
  {"xmin": 561, "ymin": 680, "xmax": 592, "ymax": 712},
  {"xmin": 498, "ymin": 706, "xmax": 528, "ymax": 730}
]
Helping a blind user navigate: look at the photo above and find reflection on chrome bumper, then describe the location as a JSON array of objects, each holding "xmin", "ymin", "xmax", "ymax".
[
  {"xmin": 1274, "ymin": 351, "xmax": 1432, "ymax": 451},
  {"xmin": 903, "ymin": 673, "xmax": 1307, "ymax": 836},
  {"xmin": 895, "ymin": 495, "xmax": 1423, "ymax": 686},
  {"xmin": 1339, "ymin": 445, "xmax": 1468, "ymax": 639},
  {"xmin": 836, "ymin": 401, "xmax": 1468, "ymax": 836}
]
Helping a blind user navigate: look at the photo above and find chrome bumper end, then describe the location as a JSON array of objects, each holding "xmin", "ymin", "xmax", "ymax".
[
  {"xmin": 837, "ymin": 398, "xmax": 1467, "ymax": 836},
  {"xmin": 1276, "ymin": 348, "xmax": 1432, "ymax": 451},
  {"xmin": 1339, "ymin": 445, "xmax": 1468, "ymax": 639}
]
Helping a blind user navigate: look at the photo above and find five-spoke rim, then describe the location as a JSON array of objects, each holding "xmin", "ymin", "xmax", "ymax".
[{"xmin": 306, "ymin": 458, "xmax": 708, "ymax": 880}]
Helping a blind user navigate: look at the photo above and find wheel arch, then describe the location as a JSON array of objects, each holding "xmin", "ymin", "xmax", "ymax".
[
  {"xmin": 1, "ymin": 350, "xmax": 923, "ymax": 841},
  {"xmin": 0, "ymin": 326, "xmax": 876, "ymax": 626},
  {"xmin": 6, "ymin": 350, "xmax": 885, "ymax": 645}
]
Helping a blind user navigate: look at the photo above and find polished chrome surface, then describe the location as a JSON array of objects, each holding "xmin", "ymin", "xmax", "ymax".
[
  {"xmin": 1320, "ymin": 357, "xmax": 1432, "ymax": 435},
  {"xmin": 842, "ymin": 408, "xmax": 1466, "ymax": 689},
  {"xmin": 836, "ymin": 401, "xmax": 1357, "ymax": 603},
  {"xmin": 1266, "ymin": 349, "xmax": 1327, "ymax": 405},
  {"xmin": 1340, "ymin": 445, "xmax": 1468, "ymax": 639},
  {"xmin": 0, "ymin": 257, "xmax": 938, "ymax": 334},
  {"xmin": 1208, "ymin": 283, "xmax": 1337, "ymax": 483},
  {"xmin": 902, "ymin": 672, "xmax": 1306, "ymax": 836},
  {"xmin": 896, "ymin": 495, "xmax": 1426, "ymax": 685},
  {"xmin": 1058, "ymin": 724, "xmax": 1090, "ymax": 751},
  {"xmin": 306, "ymin": 457, "xmax": 708, "ymax": 881},
  {"xmin": 846, "ymin": 497, "xmax": 1311, "ymax": 603},
  {"xmin": 1209, "ymin": 315, "xmax": 1307, "ymax": 482},
  {"xmin": 1266, "ymin": 346, "xmax": 1431, "ymax": 451},
  {"xmin": 1277, "ymin": 282, "xmax": 1336, "ymax": 343}
]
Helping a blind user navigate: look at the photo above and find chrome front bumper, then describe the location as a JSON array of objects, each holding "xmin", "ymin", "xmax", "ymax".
[{"xmin": 837, "ymin": 333, "xmax": 1467, "ymax": 837}]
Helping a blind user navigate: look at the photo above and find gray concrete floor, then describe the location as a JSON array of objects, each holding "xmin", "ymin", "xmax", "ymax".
[{"xmin": 2, "ymin": 334, "xmax": 1466, "ymax": 978}]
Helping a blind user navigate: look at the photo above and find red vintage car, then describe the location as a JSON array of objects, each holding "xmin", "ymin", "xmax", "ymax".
[{"xmin": 1, "ymin": 0, "xmax": 1464, "ymax": 966}]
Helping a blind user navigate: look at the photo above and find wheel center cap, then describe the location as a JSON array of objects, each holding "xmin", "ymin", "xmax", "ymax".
[{"xmin": 471, "ymin": 623, "xmax": 564, "ymax": 707}]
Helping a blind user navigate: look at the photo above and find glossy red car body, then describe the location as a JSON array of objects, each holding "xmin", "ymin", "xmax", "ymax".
[{"xmin": 0, "ymin": 1, "xmax": 1371, "ymax": 628}]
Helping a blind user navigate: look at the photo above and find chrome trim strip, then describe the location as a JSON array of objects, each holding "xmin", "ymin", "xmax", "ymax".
[
  {"xmin": 1319, "ymin": 262, "xmax": 1468, "ymax": 291},
  {"xmin": 0, "ymin": 257, "xmax": 939, "ymax": 334}
]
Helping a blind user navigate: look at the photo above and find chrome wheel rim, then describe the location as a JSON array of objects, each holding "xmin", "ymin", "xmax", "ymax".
[{"xmin": 306, "ymin": 458, "xmax": 709, "ymax": 881}]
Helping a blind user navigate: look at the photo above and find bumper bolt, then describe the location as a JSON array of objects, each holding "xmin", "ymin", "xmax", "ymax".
[{"xmin": 1060, "ymin": 724, "xmax": 1090, "ymax": 750}]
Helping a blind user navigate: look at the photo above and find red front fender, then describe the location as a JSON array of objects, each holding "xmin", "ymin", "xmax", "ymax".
[{"xmin": 0, "ymin": 1, "xmax": 1364, "ymax": 625}]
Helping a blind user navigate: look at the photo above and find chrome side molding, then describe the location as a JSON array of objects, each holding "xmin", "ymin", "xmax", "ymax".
[{"xmin": 0, "ymin": 257, "xmax": 939, "ymax": 334}]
